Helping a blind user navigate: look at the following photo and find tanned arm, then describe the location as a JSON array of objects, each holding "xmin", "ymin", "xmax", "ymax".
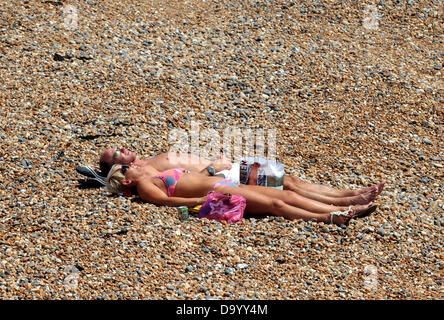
[{"xmin": 137, "ymin": 180, "xmax": 207, "ymax": 207}]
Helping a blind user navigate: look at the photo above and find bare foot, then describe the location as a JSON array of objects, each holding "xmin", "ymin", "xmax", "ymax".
[
  {"xmin": 352, "ymin": 188, "xmax": 378, "ymax": 205},
  {"xmin": 329, "ymin": 203, "xmax": 377, "ymax": 225},
  {"xmin": 352, "ymin": 203, "xmax": 377, "ymax": 219},
  {"xmin": 358, "ymin": 186, "xmax": 374, "ymax": 193},
  {"xmin": 359, "ymin": 181, "xmax": 385, "ymax": 194},
  {"xmin": 375, "ymin": 180, "xmax": 385, "ymax": 195}
]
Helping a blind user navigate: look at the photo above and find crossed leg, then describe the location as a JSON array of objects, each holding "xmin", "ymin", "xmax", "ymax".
[
  {"xmin": 285, "ymin": 182, "xmax": 380, "ymax": 206},
  {"xmin": 238, "ymin": 185, "xmax": 374, "ymax": 216},
  {"xmin": 213, "ymin": 185, "xmax": 376, "ymax": 225},
  {"xmin": 284, "ymin": 176, "xmax": 385, "ymax": 204}
]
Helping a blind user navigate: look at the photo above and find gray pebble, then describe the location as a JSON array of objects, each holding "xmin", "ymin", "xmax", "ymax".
[
  {"xmin": 0, "ymin": 0, "xmax": 441, "ymax": 301},
  {"xmin": 377, "ymin": 228, "xmax": 388, "ymax": 236},
  {"xmin": 224, "ymin": 268, "xmax": 234, "ymax": 275},
  {"xmin": 21, "ymin": 159, "xmax": 32, "ymax": 168},
  {"xmin": 420, "ymin": 177, "xmax": 429, "ymax": 184}
]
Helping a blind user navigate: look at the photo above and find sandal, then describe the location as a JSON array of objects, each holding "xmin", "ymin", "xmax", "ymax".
[
  {"xmin": 76, "ymin": 165, "xmax": 106, "ymax": 186},
  {"xmin": 330, "ymin": 204, "xmax": 378, "ymax": 225},
  {"xmin": 329, "ymin": 206, "xmax": 353, "ymax": 225}
]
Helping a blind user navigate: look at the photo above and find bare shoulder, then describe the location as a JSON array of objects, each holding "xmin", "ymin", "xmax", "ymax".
[{"xmin": 137, "ymin": 178, "xmax": 167, "ymax": 203}]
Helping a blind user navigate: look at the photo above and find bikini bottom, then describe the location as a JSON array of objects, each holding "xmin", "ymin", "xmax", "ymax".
[{"xmin": 209, "ymin": 179, "xmax": 238, "ymax": 192}]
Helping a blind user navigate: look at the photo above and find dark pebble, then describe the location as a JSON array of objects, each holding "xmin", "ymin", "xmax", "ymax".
[
  {"xmin": 21, "ymin": 159, "xmax": 32, "ymax": 168},
  {"xmin": 276, "ymin": 257, "xmax": 285, "ymax": 264}
]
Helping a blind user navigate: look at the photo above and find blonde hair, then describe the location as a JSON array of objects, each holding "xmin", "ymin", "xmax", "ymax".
[{"xmin": 105, "ymin": 164, "xmax": 126, "ymax": 194}]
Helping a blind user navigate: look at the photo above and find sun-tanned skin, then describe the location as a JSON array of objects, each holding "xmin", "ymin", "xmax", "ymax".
[
  {"xmin": 118, "ymin": 163, "xmax": 377, "ymax": 225},
  {"xmin": 99, "ymin": 147, "xmax": 385, "ymax": 206}
]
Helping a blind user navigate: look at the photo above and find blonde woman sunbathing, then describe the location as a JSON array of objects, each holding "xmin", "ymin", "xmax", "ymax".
[
  {"xmin": 100, "ymin": 147, "xmax": 385, "ymax": 206},
  {"xmin": 105, "ymin": 163, "xmax": 379, "ymax": 225}
]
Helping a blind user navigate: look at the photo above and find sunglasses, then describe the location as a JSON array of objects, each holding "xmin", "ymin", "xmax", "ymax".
[
  {"xmin": 121, "ymin": 165, "xmax": 129, "ymax": 175},
  {"xmin": 113, "ymin": 148, "xmax": 122, "ymax": 159}
]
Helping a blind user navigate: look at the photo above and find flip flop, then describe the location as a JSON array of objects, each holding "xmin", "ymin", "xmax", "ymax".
[
  {"xmin": 77, "ymin": 178, "xmax": 105, "ymax": 189},
  {"xmin": 330, "ymin": 204, "xmax": 378, "ymax": 225},
  {"xmin": 76, "ymin": 165, "xmax": 106, "ymax": 186},
  {"xmin": 330, "ymin": 206, "xmax": 353, "ymax": 225}
]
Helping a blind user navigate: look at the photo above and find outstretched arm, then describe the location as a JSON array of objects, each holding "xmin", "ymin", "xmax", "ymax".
[
  {"xmin": 137, "ymin": 180, "xmax": 207, "ymax": 207},
  {"xmin": 165, "ymin": 152, "xmax": 230, "ymax": 176},
  {"xmin": 197, "ymin": 162, "xmax": 232, "ymax": 176}
]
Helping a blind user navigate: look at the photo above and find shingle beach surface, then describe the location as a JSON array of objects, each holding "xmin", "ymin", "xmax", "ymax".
[{"xmin": 0, "ymin": 0, "xmax": 442, "ymax": 299}]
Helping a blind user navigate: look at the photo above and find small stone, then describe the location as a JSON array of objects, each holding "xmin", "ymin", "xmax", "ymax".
[
  {"xmin": 21, "ymin": 159, "xmax": 32, "ymax": 168},
  {"xmin": 224, "ymin": 268, "xmax": 234, "ymax": 275},
  {"xmin": 276, "ymin": 257, "xmax": 285, "ymax": 264},
  {"xmin": 0, "ymin": 0, "xmax": 440, "ymax": 301},
  {"xmin": 420, "ymin": 177, "xmax": 430, "ymax": 184}
]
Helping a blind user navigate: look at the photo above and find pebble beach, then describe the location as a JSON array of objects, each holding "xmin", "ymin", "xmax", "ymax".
[{"xmin": 0, "ymin": 0, "xmax": 442, "ymax": 300}]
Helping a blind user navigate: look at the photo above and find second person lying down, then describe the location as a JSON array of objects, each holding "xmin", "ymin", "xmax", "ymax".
[{"xmin": 105, "ymin": 163, "xmax": 378, "ymax": 225}]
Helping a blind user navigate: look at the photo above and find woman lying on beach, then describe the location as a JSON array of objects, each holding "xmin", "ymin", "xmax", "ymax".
[
  {"xmin": 105, "ymin": 163, "xmax": 383, "ymax": 225},
  {"xmin": 100, "ymin": 147, "xmax": 384, "ymax": 207}
]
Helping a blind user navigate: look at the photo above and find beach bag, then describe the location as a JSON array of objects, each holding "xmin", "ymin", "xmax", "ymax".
[{"xmin": 198, "ymin": 192, "xmax": 246, "ymax": 224}]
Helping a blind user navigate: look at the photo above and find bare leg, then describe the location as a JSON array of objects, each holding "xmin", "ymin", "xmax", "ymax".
[
  {"xmin": 213, "ymin": 184, "xmax": 344, "ymax": 224},
  {"xmin": 237, "ymin": 184, "xmax": 374, "ymax": 215},
  {"xmin": 211, "ymin": 184, "xmax": 376, "ymax": 225},
  {"xmin": 285, "ymin": 183, "xmax": 377, "ymax": 206},
  {"xmin": 284, "ymin": 176, "xmax": 385, "ymax": 198}
]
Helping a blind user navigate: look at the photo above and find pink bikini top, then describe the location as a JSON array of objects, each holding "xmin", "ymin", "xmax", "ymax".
[{"xmin": 155, "ymin": 168, "xmax": 189, "ymax": 197}]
